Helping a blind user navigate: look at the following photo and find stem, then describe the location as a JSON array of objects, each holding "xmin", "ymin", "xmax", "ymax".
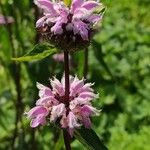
[
  {"xmin": 83, "ymin": 48, "xmax": 89, "ymax": 79},
  {"xmin": 63, "ymin": 130, "xmax": 71, "ymax": 150},
  {"xmin": 63, "ymin": 51, "xmax": 71, "ymax": 150},
  {"xmin": 64, "ymin": 51, "xmax": 70, "ymax": 107}
]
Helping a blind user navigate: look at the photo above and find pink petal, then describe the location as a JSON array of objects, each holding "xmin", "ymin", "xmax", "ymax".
[
  {"xmin": 51, "ymin": 10, "xmax": 68, "ymax": 35},
  {"xmin": 81, "ymin": 1, "xmax": 99, "ymax": 10},
  {"xmin": 50, "ymin": 77, "xmax": 65, "ymax": 96},
  {"xmin": 30, "ymin": 115, "xmax": 46, "ymax": 127},
  {"xmin": 36, "ymin": 96, "xmax": 58, "ymax": 106},
  {"xmin": 72, "ymin": 20, "xmax": 89, "ymax": 40},
  {"xmin": 81, "ymin": 105, "xmax": 92, "ymax": 116},
  {"xmin": 68, "ymin": 112, "xmax": 80, "ymax": 128},
  {"xmin": 36, "ymin": 16, "xmax": 46, "ymax": 28},
  {"xmin": 27, "ymin": 106, "xmax": 48, "ymax": 118},
  {"xmin": 82, "ymin": 116, "xmax": 91, "ymax": 128},
  {"xmin": 50, "ymin": 103, "xmax": 66, "ymax": 122},
  {"xmin": 37, "ymin": 82, "xmax": 53, "ymax": 98},
  {"xmin": 81, "ymin": 105, "xmax": 100, "ymax": 116},
  {"xmin": 60, "ymin": 115, "xmax": 68, "ymax": 128},
  {"xmin": 70, "ymin": 76, "xmax": 84, "ymax": 96},
  {"xmin": 71, "ymin": 0, "xmax": 84, "ymax": 13},
  {"xmin": 80, "ymin": 83, "xmax": 94, "ymax": 93},
  {"xmin": 51, "ymin": 23, "xmax": 63, "ymax": 34},
  {"xmin": 34, "ymin": 0, "xmax": 57, "ymax": 14},
  {"xmin": 69, "ymin": 97, "xmax": 91, "ymax": 110},
  {"xmin": 61, "ymin": 75, "xmax": 74, "ymax": 89},
  {"xmin": 79, "ymin": 92, "xmax": 98, "ymax": 99},
  {"xmin": 80, "ymin": 28, "xmax": 89, "ymax": 41},
  {"xmin": 88, "ymin": 14, "xmax": 102, "ymax": 24},
  {"xmin": 73, "ymin": 7, "xmax": 89, "ymax": 20}
]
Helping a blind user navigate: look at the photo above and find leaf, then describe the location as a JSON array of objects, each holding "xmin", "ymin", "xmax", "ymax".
[
  {"xmin": 64, "ymin": 0, "xmax": 71, "ymax": 7},
  {"xmin": 12, "ymin": 43, "xmax": 57, "ymax": 62},
  {"xmin": 75, "ymin": 127, "xmax": 108, "ymax": 150}
]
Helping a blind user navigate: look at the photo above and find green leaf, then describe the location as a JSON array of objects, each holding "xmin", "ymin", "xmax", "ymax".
[
  {"xmin": 75, "ymin": 127, "xmax": 108, "ymax": 150},
  {"xmin": 12, "ymin": 43, "xmax": 57, "ymax": 62},
  {"xmin": 64, "ymin": 0, "xmax": 71, "ymax": 7}
]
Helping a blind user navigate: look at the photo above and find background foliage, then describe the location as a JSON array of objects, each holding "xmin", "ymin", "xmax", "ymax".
[{"xmin": 0, "ymin": 0, "xmax": 150, "ymax": 149}]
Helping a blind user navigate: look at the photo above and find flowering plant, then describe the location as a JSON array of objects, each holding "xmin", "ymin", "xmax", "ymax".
[{"xmin": 13, "ymin": 0, "xmax": 107, "ymax": 150}]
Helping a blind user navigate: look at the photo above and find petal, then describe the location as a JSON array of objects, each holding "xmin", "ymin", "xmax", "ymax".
[
  {"xmin": 80, "ymin": 83, "xmax": 94, "ymax": 93},
  {"xmin": 81, "ymin": 105, "xmax": 100, "ymax": 116},
  {"xmin": 71, "ymin": 0, "xmax": 84, "ymax": 13},
  {"xmin": 69, "ymin": 97, "xmax": 89, "ymax": 109},
  {"xmin": 82, "ymin": 116, "xmax": 91, "ymax": 128},
  {"xmin": 60, "ymin": 115, "xmax": 68, "ymax": 128},
  {"xmin": 36, "ymin": 16, "xmax": 46, "ymax": 28},
  {"xmin": 81, "ymin": 1, "xmax": 99, "ymax": 10},
  {"xmin": 73, "ymin": 7, "xmax": 89, "ymax": 20},
  {"xmin": 70, "ymin": 76, "xmax": 84, "ymax": 96},
  {"xmin": 61, "ymin": 75, "xmax": 74, "ymax": 89},
  {"xmin": 79, "ymin": 92, "xmax": 98, "ymax": 99},
  {"xmin": 45, "ymin": 16, "xmax": 57, "ymax": 24},
  {"xmin": 88, "ymin": 14, "xmax": 102, "ymax": 24},
  {"xmin": 51, "ymin": 23, "xmax": 63, "ymax": 35},
  {"xmin": 50, "ymin": 77, "xmax": 65, "ymax": 95},
  {"xmin": 68, "ymin": 112, "xmax": 80, "ymax": 128},
  {"xmin": 34, "ymin": 0, "xmax": 57, "ymax": 14},
  {"xmin": 30, "ymin": 115, "xmax": 46, "ymax": 128},
  {"xmin": 50, "ymin": 103, "xmax": 66, "ymax": 122},
  {"xmin": 27, "ymin": 106, "xmax": 48, "ymax": 118},
  {"xmin": 80, "ymin": 28, "xmax": 89, "ymax": 41},
  {"xmin": 36, "ymin": 96, "xmax": 58, "ymax": 106},
  {"xmin": 72, "ymin": 20, "xmax": 89, "ymax": 40},
  {"xmin": 37, "ymin": 82, "xmax": 53, "ymax": 98}
]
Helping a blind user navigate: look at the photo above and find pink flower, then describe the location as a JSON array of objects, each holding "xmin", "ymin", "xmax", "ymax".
[
  {"xmin": 0, "ymin": 16, "xmax": 14, "ymax": 25},
  {"xmin": 34, "ymin": 0, "xmax": 104, "ymax": 51},
  {"xmin": 26, "ymin": 75, "xmax": 100, "ymax": 136},
  {"xmin": 26, "ymin": 106, "xmax": 49, "ymax": 127}
]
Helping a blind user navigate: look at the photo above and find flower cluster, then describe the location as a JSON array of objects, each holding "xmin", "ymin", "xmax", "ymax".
[
  {"xmin": 26, "ymin": 76, "xmax": 99, "ymax": 136},
  {"xmin": 35, "ymin": 0, "xmax": 103, "ymax": 51}
]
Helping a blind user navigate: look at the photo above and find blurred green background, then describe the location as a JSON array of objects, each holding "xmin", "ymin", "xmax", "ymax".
[{"xmin": 0, "ymin": 0, "xmax": 150, "ymax": 149}]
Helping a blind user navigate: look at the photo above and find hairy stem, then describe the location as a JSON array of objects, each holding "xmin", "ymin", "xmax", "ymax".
[
  {"xmin": 64, "ymin": 51, "xmax": 70, "ymax": 107},
  {"xmin": 63, "ymin": 130, "xmax": 71, "ymax": 150},
  {"xmin": 63, "ymin": 51, "xmax": 71, "ymax": 150}
]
